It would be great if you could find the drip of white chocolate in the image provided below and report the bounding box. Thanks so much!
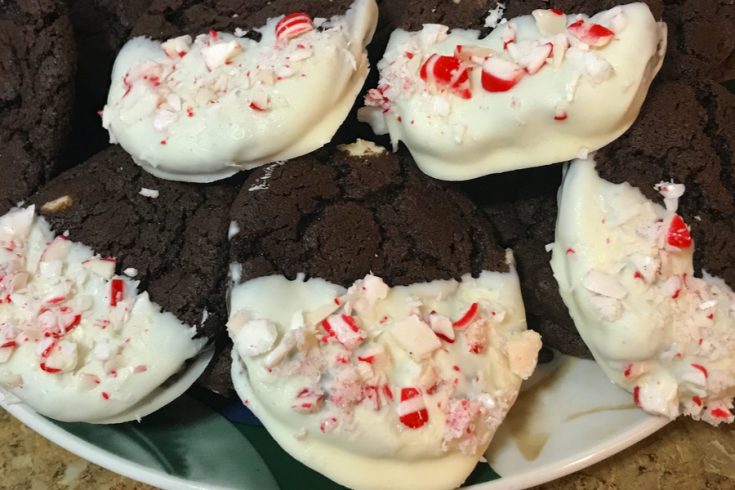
[229,265,540,490]
[359,3,666,181]
[0,207,205,422]
[552,159,735,425]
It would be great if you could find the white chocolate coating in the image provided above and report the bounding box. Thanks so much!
[229,266,540,490]
[359,3,666,180]
[551,159,735,425]
[102,0,378,182]
[0,207,206,422]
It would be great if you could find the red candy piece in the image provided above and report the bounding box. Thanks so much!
[691,363,709,378]
[633,386,641,406]
[481,57,524,92]
[398,387,429,429]
[666,214,692,249]
[453,302,479,328]
[712,408,732,419]
[321,314,365,349]
[419,54,472,99]
[567,19,615,48]
[109,279,125,307]
[275,13,314,46]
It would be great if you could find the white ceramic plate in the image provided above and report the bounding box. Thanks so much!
[1,354,668,489]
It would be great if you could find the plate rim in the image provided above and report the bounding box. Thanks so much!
[3,387,669,490]
[472,413,669,489]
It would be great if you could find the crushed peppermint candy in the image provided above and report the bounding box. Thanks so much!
[228,269,541,481]
[0,206,204,422]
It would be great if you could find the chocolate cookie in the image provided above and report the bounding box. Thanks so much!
[661,0,735,82]
[376,0,663,34]
[230,146,508,287]
[131,0,355,41]
[596,79,735,289]
[200,144,512,394]
[66,0,148,164]
[463,166,592,358]
[0,0,75,214]
[29,146,240,341]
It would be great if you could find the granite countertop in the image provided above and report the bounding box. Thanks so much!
[1,408,734,490]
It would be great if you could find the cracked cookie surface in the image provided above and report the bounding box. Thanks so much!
[28,146,240,340]
[0,0,76,214]
[230,147,508,288]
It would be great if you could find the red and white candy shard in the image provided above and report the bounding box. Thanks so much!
[665,214,692,250]
[481,57,525,93]
[398,387,429,429]
[161,35,192,59]
[275,13,315,47]
[567,19,615,48]
[292,387,324,413]
[82,257,116,280]
[419,54,472,99]
[390,315,441,360]
[520,43,552,75]
[322,314,366,350]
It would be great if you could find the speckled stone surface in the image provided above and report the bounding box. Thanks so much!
[1,408,734,489]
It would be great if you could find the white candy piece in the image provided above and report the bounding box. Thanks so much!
[532,9,567,36]
[583,270,628,299]
[233,318,278,357]
[390,315,442,361]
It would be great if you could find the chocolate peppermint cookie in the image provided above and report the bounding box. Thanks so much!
[226,141,541,489]
[30,146,238,339]
[102,0,378,182]
[0,0,75,214]
[0,146,240,422]
[550,79,735,424]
